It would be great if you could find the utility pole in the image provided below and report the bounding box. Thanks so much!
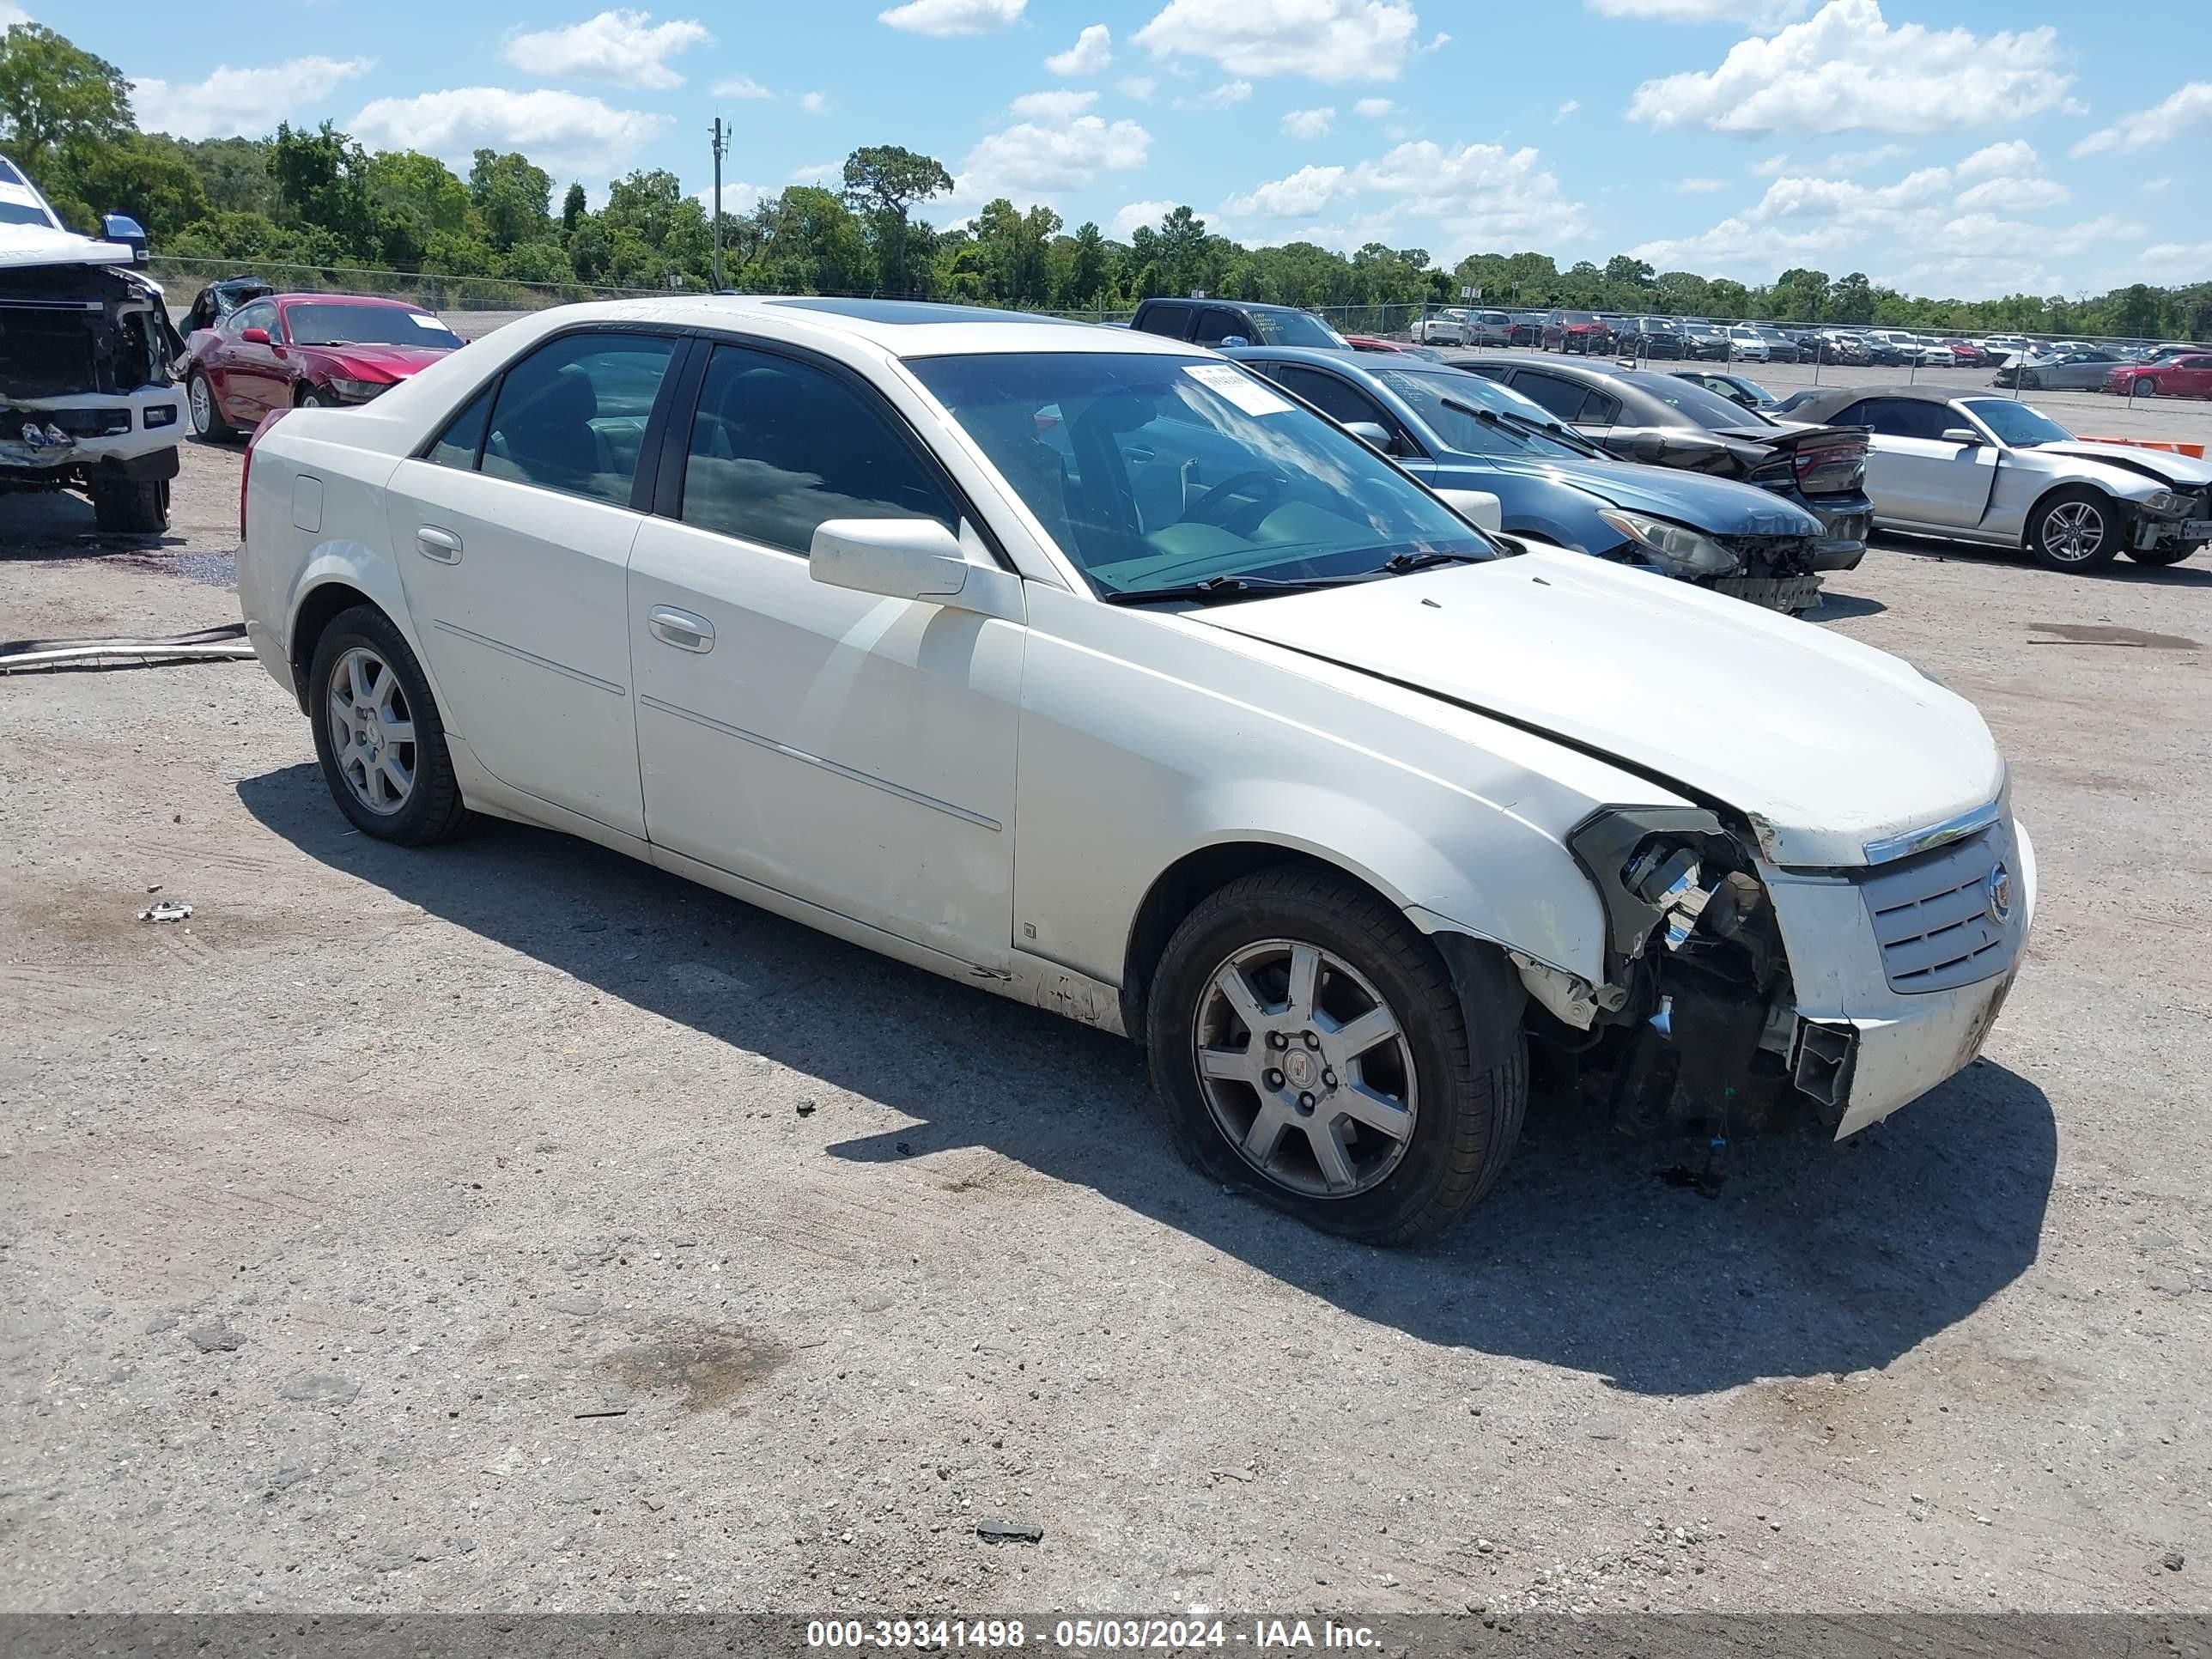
[709,116,728,292]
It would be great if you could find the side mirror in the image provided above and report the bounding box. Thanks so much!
[1940,428,1981,446]
[240,327,271,345]
[810,518,973,604]
[1435,488,1503,532]
[1342,420,1393,454]
[1217,334,1250,348]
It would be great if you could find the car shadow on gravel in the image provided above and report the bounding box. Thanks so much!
[240,763,2057,1398]
[1879,532,2212,586]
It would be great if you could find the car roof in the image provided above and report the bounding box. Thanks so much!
[273,292,433,307]
[1783,383,1969,421]
[479,294,1206,362]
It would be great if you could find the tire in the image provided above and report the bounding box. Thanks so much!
[186,370,234,441]
[89,477,170,534]
[2124,542,2197,567]
[1144,865,1527,1244]
[2027,487,2124,572]
[2136,377,2159,398]
[307,605,475,845]
[301,387,332,408]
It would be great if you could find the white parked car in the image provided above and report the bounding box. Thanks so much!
[237,297,2036,1242]
[1726,325,1771,362]
[1411,307,1470,346]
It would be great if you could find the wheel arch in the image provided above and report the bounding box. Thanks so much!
[285,547,433,717]
[2019,477,2126,551]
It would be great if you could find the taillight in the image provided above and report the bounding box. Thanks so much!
[240,408,292,540]
[1794,440,1865,494]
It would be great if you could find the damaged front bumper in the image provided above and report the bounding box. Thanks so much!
[1,389,183,481]
[2,250,183,491]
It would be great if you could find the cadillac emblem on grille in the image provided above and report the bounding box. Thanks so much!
[1985,861,2014,925]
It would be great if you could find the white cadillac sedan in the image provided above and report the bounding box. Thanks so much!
[238,297,2035,1243]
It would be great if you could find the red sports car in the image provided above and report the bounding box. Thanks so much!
[182,293,464,440]
[2106,352,2212,398]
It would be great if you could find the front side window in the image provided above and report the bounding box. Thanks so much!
[1194,308,1251,346]
[230,301,276,337]
[909,350,1494,600]
[1266,365,1390,430]
[480,331,677,506]
[1856,398,1955,441]
[680,344,957,555]
[1506,371,1594,422]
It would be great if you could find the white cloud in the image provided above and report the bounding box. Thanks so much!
[1753,152,1788,175]
[1955,139,2036,179]
[1133,0,1420,82]
[0,2,28,21]
[1554,100,1580,122]
[695,180,763,215]
[1627,0,2076,135]
[957,113,1152,202]
[2142,177,2172,195]
[501,10,710,90]
[1224,163,1349,218]
[1676,177,1726,193]
[350,87,666,176]
[1012,88,1099,120]
[878,0,1024,33]
[1282,106,1335,138]
[1817,142,1907,173]
[787,160,842,185]
[1111,198,1177,238]
[2140,240,2212,277]
[798,91,828,114]
[1046,23,1113,76]
[1585,0,1809,24]
[132,58,373,141]
[1353,96,1395,118]
[1954,174,2068,212]
[714,75,773,100]
[1118,75,1158,99]
[2073,82,2212,156]
[1176,79,1252,110]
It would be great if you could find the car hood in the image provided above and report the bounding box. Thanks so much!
[0,223,136,269]
[1193,547,2002,869]
[2029,441,2212,487]
[297,343,455,380]
[1437,451,1824,532]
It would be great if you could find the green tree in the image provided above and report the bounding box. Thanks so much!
[271,121,376,255]
[53,132,209,235]
[561,181,586,238]
[468,148,552,251]
[0,23,130,176]
[839,144,954,295]
[1068,221,1109,307]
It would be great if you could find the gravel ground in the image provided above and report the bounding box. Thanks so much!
[2,436,2209,1618]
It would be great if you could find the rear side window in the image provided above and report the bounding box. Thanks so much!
[679,343,956,556]
[1578,391,1621,428]
[1856,398,1956,441]
[1194,308,1251,346]
[480,331,677,507]
[1134,303,1194,339]
[1267,365,1388,429]
[1510,371,1595,422]
[425,386,492,471]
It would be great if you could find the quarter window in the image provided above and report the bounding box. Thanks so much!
[1510,372,1597,422]
[479,331,676,507]
[425,386,492,471]
[679,343,957,556]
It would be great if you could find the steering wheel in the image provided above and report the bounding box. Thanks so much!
[1186,469,1291,527]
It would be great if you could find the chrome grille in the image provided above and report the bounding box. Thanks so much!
[1855,821,2019,994]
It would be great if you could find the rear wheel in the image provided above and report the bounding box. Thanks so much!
[1145,866,1526,1244]
[88,477,170,534]
[2027,487,2124,572]
[186,370,234,441]
[307,605,475,844]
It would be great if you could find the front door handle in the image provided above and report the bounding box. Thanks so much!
[647,605,714,653]
[416,526,462,563]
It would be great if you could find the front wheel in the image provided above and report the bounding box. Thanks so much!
[1145,866,1526,1244]
[300,387,333,409]
[89,477,170,534]
[2028,487,2124,572]
[307,605,475,844]
[2136,377,2160,398]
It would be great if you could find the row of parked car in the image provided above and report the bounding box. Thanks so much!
[1407,306,2209,386]
[1127,295,2211,596]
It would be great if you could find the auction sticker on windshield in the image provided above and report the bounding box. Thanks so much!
[1184,362,1293,418]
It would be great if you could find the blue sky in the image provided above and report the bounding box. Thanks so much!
[40,0,2212,296]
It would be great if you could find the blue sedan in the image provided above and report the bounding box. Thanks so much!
[1224,345,1833,614]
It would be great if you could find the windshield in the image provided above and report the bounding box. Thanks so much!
[1961,398,2071,447]
[283,303,463,349]
[1248,309,1347,349]
[1620,371,1774,428]
[1373,366,1595,459]
[909,351,1497,600]
[0,198,56,227]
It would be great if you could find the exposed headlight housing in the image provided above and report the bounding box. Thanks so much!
[1595,507,1743,577]
[2140,489,2189,517]
[1567,806,1731,972]
[325,376,390,404]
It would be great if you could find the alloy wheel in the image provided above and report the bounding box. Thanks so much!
[326,646,416,814]
[2040,500,2107,564]
[1193,939,1418,1199]
[188,376,213,434]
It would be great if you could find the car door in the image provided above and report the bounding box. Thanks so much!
[381,327,682,839]
[1844,397,1996,528]
[2173,355,2212,395]
[625,340,1023,970]
[220,300,285,422]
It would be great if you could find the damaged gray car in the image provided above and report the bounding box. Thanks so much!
[1,158,185,533]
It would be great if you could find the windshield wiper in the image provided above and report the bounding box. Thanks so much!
[1373,549,1487,574]
[1443,397,1592,453]
[1100,573,1377,606]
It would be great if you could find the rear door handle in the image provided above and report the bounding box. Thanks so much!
[648,605,714,653]
[416,526,462,563]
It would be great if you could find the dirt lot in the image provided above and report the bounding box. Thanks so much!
[3,434,2209,1619]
